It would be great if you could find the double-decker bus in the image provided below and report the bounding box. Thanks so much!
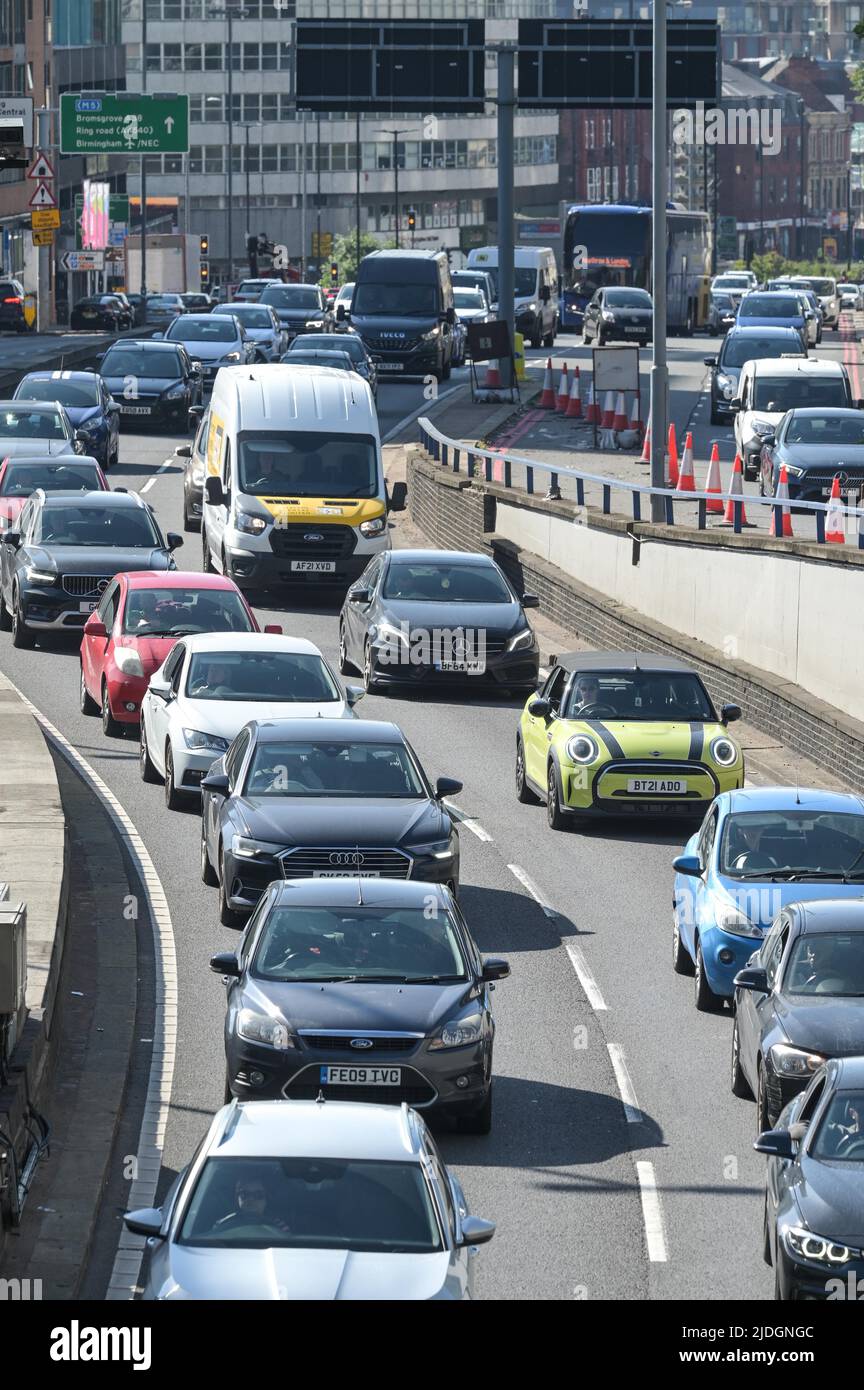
[561,202,712,335]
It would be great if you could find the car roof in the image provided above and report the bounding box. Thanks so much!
[35,488,146,509]
[552,650,695,675]
[213,364,374,427]
[0,399,67,413]
[832,1056,864,1088]
[724,787,864,815]
[749,359,845,377]
[269,878,453,910]
[178,631,321,654]
[2,455,101,470]
[783,407,863,418]
[212,1099,423,1162]
[18,370,99,384]
[123,570,243,592]
[387,548,496,567]
[725,325,802,337]
[173,314,232,327]
[253,717,402,743]
[104,338,178,350]
[791,900,864,934]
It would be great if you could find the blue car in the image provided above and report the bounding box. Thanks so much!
[735,290,808,346]
[13,369,120,471]
[672,787,864,1011]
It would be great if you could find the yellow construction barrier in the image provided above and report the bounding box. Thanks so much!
[513,331,526,380]
[23,293,37,329]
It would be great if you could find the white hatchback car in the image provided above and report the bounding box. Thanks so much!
[139,632,362,808]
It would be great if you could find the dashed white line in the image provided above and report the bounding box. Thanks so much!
[443,800,493,842]
[636,1162,669,1262]
[140,457,175,494]
[564,940,608,1011]
[606,1043,644,1123]
[507,862,558,917]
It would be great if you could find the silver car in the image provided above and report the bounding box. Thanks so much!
[146,292,186,328]
[124,1099,495,1300]
[210,303,286,362]
[161,313,254,388]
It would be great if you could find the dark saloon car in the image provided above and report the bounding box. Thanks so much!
[211,877,509,1132]
[200,718,462,929]
[758,1056,864,1301]
[13,370,120,471]
[284,330,377,399]
[707,291,738,336]
[732,900,864,1133]
[705,325,807,426]
[98,340,203,430]
[0,489,181,647]
[0,277,29,332]
[258,282,333,342]
[759,407,864,503]
[70,295,126,332]
[339,549,540,693]
[582,286,653,346]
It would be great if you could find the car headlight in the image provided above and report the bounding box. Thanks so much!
[422,326,441,341]
[769,1043,826,1078]
[234,510,267,535]
[164,383,188,400]
[305,319,324,329]
[750,419,776,437]
[113,646,144,678]
[23,565,56,584]
[236,1007,295,1051]
[223,351,242,362]
[359,515,386,538]
[712,897,761,938]
[782,1227,860,1267]
[784,464,805,477]
[231,835,284,858]
[710,736,739,767]
[182,728,230,752]
[716,372,734,392]
[429,1012,483,1050]
[566,734,599,764]
[411,839,453,861]
[506,625,536,653]
[375,619,410,646]
[601,309,616,322]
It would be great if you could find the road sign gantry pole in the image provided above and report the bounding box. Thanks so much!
[650,2,669,522]
[36,107,52,332]
[495,44,516,391]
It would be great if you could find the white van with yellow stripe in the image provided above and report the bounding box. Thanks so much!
[201,363,395,591]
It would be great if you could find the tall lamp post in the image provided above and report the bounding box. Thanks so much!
[382,128,414,246]
[209,4,248,287]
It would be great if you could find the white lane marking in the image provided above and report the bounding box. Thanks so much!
[140,456,174,494]
[507,862,558,918]
[564,940,608,1011]
[443,800,492,842]
[3,680,178,1301]
[606,1043,644,1124]
[636,1161,669,1262]
[381,382,464,443]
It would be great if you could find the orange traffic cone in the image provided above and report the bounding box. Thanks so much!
[640,408,652,463]
[769,465,794,538]
[667,422,680,488]
[484,359,501,389]
[704,443,724,514]
[613,391,628,431]
[676,431,696,492]
[826,475,846,544]
[586,380,600,425]
[556,363,569,412]
[565,366,582,418]
[724,453,748,525]
[539,358,555,409]
[601,390,616,430]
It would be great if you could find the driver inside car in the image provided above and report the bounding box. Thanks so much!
[572,675,601,714]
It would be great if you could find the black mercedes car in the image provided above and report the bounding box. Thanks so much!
[210,877,509,1132]
[200,718,462,929]
[339,549,540,693]
[0,489,181,647]
[98,340,203,430]
[732,900,864,1133]
[258,282,333,343]
[758,407,864,503]
[758,1055,864,1301]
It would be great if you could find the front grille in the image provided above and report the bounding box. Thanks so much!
[61,575,112,597]
[269,523,356,560]
[793,470,864,489]
[365,335,420,353]
[279,847,412,879]
[298,1033,421,1053]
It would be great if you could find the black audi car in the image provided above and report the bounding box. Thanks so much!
[758,1055,864,1301]
[0,489,181,647]
[200,718,462,929]
[98,340,203,430]
[732,900,864,1133]
[211,877,509,1132]
[339,549,540,693]
[258,282,333,343]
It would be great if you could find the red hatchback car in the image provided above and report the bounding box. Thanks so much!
[79,570,281,735]
[0,455,108,529]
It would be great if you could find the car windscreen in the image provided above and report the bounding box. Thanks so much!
[237,431,378,499]
[0,463,101,496]
[243,739,424,798]
[167,318,236,342]
[261,286,320,309]
[149,296,181,307]
[34,503,160,548]
[739,296,801,318]
[16,379,99,408]
[253,905,467,983]
[186,651,339,703]
[562,670,713,720]
[353,281,438,315]
[718,810,864,879]
[177,1156,443,1253]
[216,306,270,327]
[713,277,750,291]
[752,378,848,411]
[721,336,803,368]
[0,408,67,439]
[802,278,835,297]
[101,347,183,377]
[123,587,253,637]
[454,289,485,309]
[711,294,734,308]
[299,334,364,361]
[785,415,864,445]
[382,561,512,603]
[812,1090,864,1161]
[783,933,864,997]
[283,353,351,370]
[605,289,652,308]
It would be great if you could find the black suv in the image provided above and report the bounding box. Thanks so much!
[0,278,29,333]
[0,489,181,647]
[258,282,333,342]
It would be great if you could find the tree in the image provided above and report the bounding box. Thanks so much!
[750,250,784,284]
[317,232,397,288]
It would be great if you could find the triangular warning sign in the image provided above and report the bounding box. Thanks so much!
[28,181,57,209]
[26,151,55,181]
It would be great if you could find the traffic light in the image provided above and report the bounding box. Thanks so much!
[330,262,339,285]
[199,233,209,257]
[200,260,210,288]
[407,208,416,232]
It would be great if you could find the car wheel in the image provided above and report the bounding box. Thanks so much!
[694,938,722,1012]
[763,1193,773,1267]
[515,736,540,804]
[543,322,556,349]
[731,1014,754,1098]
[338,622,355,676]
[458,1084,493,1136]
[139,719,159,783]
[0,585,12,631]
[183,505,199,533]
[709,403,722,426]
[101,682,122,737]
[546,760,568,831]
[757,1066,774,1134]
[224,1068,234,1104]
[672,912,694,975]
[11,588,33,649]
[201,825,218,886]
[363,641,378,693]
[530,327,542,349]
[164,744,184,811]
[441,356,452,381]
[202,530,216,572]
[79,663,98,716]
[218,851,246,930]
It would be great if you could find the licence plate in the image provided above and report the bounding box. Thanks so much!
[823,485,859,498]
[623,327,645,334]
[627,777,687,794]
[312,869,380,878]
[120,405,151,415]
[377,362,405,371]
[290,560,335,573]
[435,660,486,674]
[79,601,98,614]
[320,1065,401,1086]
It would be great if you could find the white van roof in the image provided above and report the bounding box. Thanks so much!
[467,245,556,268]
[212,363,377,433]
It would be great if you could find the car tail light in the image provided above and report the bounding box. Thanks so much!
[3,296,21,304]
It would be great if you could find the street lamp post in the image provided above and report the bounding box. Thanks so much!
[210,4,247,288]
[382,128,414,247]
[649,0,668,521]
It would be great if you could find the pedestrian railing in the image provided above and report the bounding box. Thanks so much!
[417,417,864,549]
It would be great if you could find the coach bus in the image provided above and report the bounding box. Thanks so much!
[561,202,712,335]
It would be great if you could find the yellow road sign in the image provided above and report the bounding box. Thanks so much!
[31,228,54,246]
[31,207,60,230]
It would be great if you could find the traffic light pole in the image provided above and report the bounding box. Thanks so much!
[140,3,148,301]
[650,4,669,523]
[496,45,516,390]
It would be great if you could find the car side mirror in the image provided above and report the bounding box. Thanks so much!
[753,1129,795,1159]
[205,475,225,507]
[481,956,511,982]
[521,594,540,609]
[672,853,702,878]
[1,530,20,548]
[528,697,551,718]
[209,951,240,977]
[734,966,769,995]
[721,703,741,725]
[175,444,192,458]
[166,532,183,551]
[703,356,716,366]
[388,480,407,513]
[336,304,346,321]
[445,306,456,326]
[345,684,365,707]
[148,677,172,702]
[263,623,282,634]
[436,776,463,799]
[151,332,164,340]
[761,433,775,449]
[728,398,741,412]
[200,771,230,796]
[458,1216,496,1248]
[350,586,371,604]
[123,1207,164,1239]
[84,616,107,639]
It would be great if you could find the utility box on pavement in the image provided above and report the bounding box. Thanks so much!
[513,332,525,380]
[0,900,27,1056]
